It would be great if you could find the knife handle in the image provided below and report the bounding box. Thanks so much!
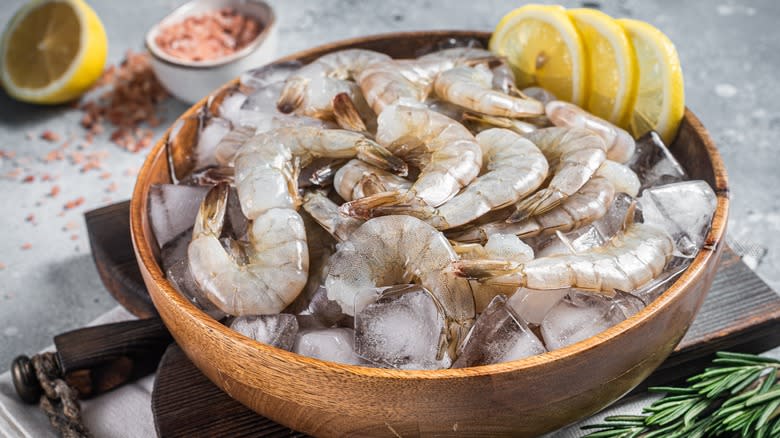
[12,317,172,403]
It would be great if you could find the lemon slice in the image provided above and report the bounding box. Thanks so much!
[617,18,685,144]
[490,4,587,106]
[568,8,637,125]
[1,0,107,104]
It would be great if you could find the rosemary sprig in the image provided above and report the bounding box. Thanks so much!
[582,352,780,438]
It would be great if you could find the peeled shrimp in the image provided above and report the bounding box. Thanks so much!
[344,128,548,230]
[188,183,309,315]
[449,176,616,243]
[333,159,411,202]
[358,47,495,114]
[546,100,636,163]
[302,190,363,242]
[451,222,674,293]
[433,65,544,117]
[325,215,476,348]
[510,127,607,222]
[234,126,406,220]
[276,49,391,116]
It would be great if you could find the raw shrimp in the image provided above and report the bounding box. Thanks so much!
[340,104,483,217]
[344,128,548,230]
[213,114,335,167]
[333,159,411,201]
[510,127,607,222]
[433,65,544,117]
[276,49,391,115]
[188,183,309,315]
[596,159,640,196]
[546,100,636,163]
[449,176,616,243]
[358,47,495,113]
[451,222,674,293]
[325,215,476,349]
[462,112,538,135]
[234,126,406,220]
[302,190,363,242]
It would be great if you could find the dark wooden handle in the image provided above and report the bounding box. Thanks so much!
[54,317,173,398]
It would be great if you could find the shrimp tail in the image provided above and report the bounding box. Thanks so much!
[449,259,523,280]
[340,190,449,229]
[462,112,537,135]
[193,182,229,239]
[508,188,565,222]
[332,92,368,133]
[355,140,409,176]
[276,77,307,113]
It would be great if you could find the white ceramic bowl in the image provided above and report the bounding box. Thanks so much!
[145,0,277,103]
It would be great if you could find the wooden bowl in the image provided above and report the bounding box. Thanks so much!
[130,31,729,437]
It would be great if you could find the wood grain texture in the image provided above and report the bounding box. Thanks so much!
[86,201,158,318]
[149,246,779,438]
[129,31,730,437]
[55,318,172,399]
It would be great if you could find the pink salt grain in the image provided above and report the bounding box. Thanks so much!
[154,8,262,62]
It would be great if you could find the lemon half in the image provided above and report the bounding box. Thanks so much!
[490,4,587,106]
[568,8,637,125]
[617,18,685,144]
[1,0,107,104]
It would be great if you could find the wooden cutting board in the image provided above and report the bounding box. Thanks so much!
[85,202,780,437]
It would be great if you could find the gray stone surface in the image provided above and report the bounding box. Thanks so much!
[0,0,778,375]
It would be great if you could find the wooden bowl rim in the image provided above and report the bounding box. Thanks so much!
[131,30,729,380]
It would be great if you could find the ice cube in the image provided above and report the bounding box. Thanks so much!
[354,285,451,370]
[532,193,638,258]
[452,295,546,368]
[214,89,248,124]
[484,234,534,262]
[160,227,192,272]
[301,286,351,328]
[195,117,231,169]
[540,291,644,350]
[628,131,688,191]
[506,287,569,325]
[639,181,717,258]
[534,226,606,258]
[242,81,285,114]
[293,328,365,365]
[166,259,226,320]
[149,184,209,247]
[239,61,302,92]
[592,192,638,239]
[230,314,299,351]
[629,256,691,304]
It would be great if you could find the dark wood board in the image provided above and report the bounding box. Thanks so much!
[86,201,158,318]
[84,202,780,437]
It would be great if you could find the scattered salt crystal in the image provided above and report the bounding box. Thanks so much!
[49,185,61,197]
[40,130,60,142]
[64,197,85,210]
[22,175,34,183]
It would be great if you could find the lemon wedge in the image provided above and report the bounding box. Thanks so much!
[568,8,637,125]
[617,18,685,144]
[490,4,587,106]
[1,0,107,104]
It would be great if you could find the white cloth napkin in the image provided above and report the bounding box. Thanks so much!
[1,306,779,438]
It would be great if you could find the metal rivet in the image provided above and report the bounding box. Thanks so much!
[11,355,41,404]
